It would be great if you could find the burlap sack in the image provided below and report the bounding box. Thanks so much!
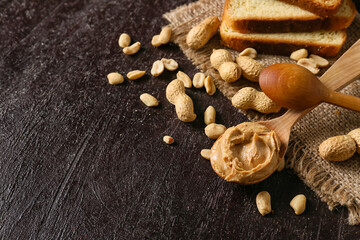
[164,0,360,225]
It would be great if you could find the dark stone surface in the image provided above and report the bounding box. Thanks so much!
[0,0,359,239]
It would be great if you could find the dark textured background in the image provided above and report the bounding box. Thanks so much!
[0,0,360,239]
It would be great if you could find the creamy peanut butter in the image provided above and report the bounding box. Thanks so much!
[210,122,281,184]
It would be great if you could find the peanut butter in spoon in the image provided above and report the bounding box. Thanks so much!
[210,122,281,184]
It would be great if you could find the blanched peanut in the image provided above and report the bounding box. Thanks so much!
[152,26,172,47]
[348,128,360,154]
[218,62,241,83]
[159,26,172,44]
[152,35,162,47]
[161,58,178,71]
[232,87,281,114]
[290,194,306,215]
[176,71,192,88]
[297,58,320,74]
[239,48,257,59]
[140,93,159,107]
[193,72,205,88]
[210,49,233,70]
[200,149,211,160]
[276,157,285,172]
[127,70,146,80]
[204,76,216,95]
[309,54,329,67]
[205,123,226,139]
[290,49,308,61]
[118,33,131,48]
[186,16,220,50]
[107,72,124,85]
[204,106,216,125]
[236,56,264,82]
[166,79,196,122]
[319,135,356,161]
[256,191,272,216]
[123,42,141,55]
[163,135,174,144]
[151,60,164,77]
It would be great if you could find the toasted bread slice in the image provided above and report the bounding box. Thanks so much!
[220,22,347,57]
[223,0,356,33]
[278,0,344,17]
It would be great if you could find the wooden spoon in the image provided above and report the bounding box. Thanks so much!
[259,63,360,112]
[258,39,360,158]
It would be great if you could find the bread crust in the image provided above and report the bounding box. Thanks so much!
[219,23,347,57]
[222,0,356,33]
[277,0,343,17]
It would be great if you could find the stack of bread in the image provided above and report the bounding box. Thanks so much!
[220,0,357,57]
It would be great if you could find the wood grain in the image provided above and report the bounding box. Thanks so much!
[0,0,359,239]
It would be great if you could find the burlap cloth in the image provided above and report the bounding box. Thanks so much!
[163,0,360,225]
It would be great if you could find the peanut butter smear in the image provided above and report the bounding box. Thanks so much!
[210,122,281,185]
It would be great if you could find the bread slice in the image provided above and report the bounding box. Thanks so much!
[220,22,347,57]
[222,0,356,33]
[278,0,343,17]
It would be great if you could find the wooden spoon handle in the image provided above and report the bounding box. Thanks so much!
[324,90,360,112]
[321,39,360,90]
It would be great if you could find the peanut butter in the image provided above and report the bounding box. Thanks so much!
[210,122,281,184]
